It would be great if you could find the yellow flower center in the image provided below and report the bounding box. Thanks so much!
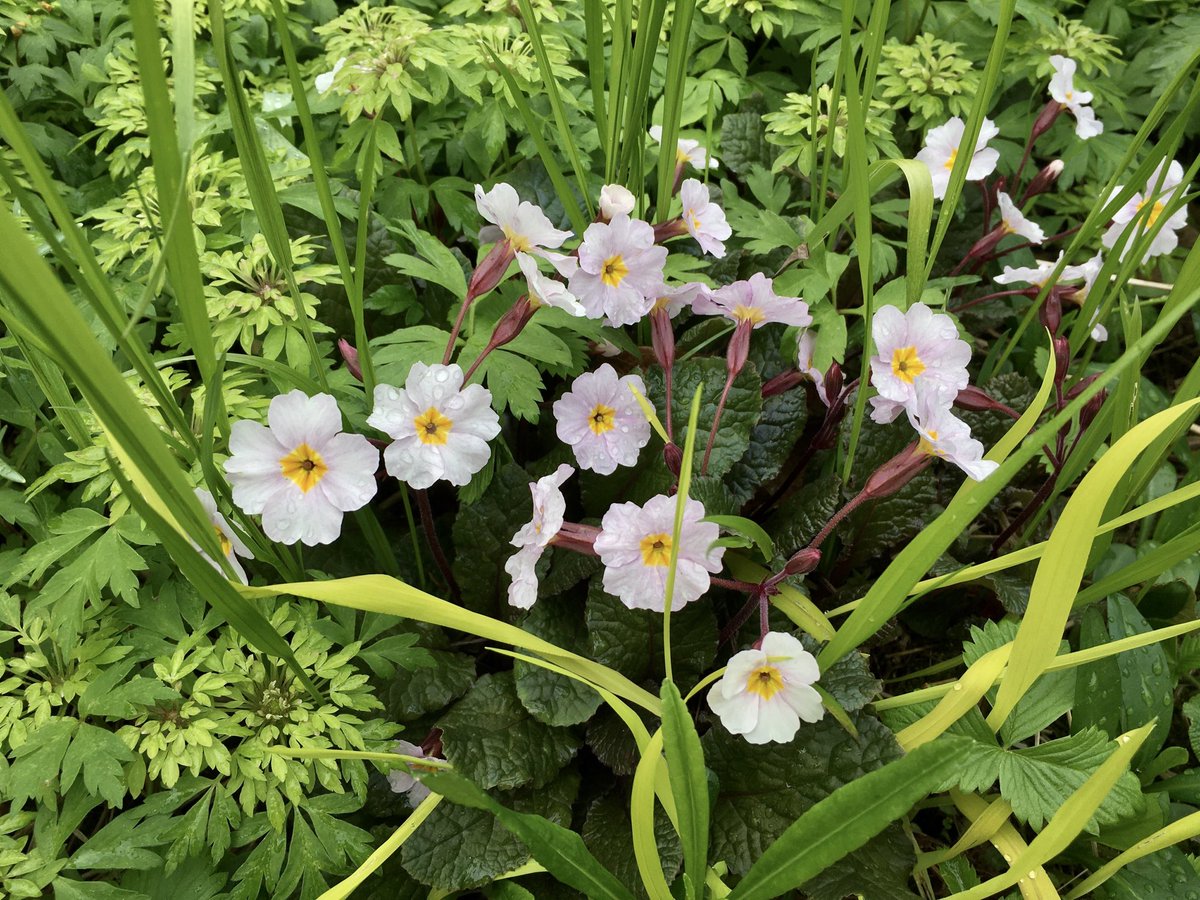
[918,430,944,457]
[502,226,531,253]
[587,403,616,435]
[944,146,958,171]
[746,664,785,700]
[639,532,672,566]
[414,407,453,445]
[1136,198,1166,228]
[652,296,672,313]
[689,211,703,232]
[279,443,329,494]
[732,304,765,324]
[214,524,232,558]
[601,254,629,288]
[675,147,690,165]
[1065,89,1074,101]
[891,346,926,383]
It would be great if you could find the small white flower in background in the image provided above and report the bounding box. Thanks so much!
[654,281,712,318]
[916,116,1001,200]
[1101,159,1189,264]
[868,302,971,423]
[692,272,811,328]
[505,464,573,609]
[595,494,724,612]
[706,631,824,744]
[475,182,573,260]
[679,178,732,258]
[599,184,636,219]
[388,740,433,806]
[993,252,1080,289]
[796,329,830,406]
[1070,253,1109,342]
[194,488,253,584]
[553,364,651,475]
[906,383,999,481]
[996,192,1046,243]
[225,391,379,546]
[593,339,623,358]
[649,125,719,170]
[1048,55,1103,140]
[315,57,346,94]
[368,363,501,490]
[517,254,585,317]
[570,214,668,326]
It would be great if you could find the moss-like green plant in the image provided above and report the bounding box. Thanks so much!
[878,34,981,129]
[1012,13,1119,79]
[763,85,900,175]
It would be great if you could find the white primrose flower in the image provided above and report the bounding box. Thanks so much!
[594,494,724,612]
[517,253,585,316]
[993,252,1084,289]
[868,302,971,423]
[996,192,1046,243]
[569,214,668,326]
[654,281,712,318]
[599,184,636,219]
[505,464,573,609]
[797,329,830,407]
[387,740,434,807]
[1101,160,1189,264]
[225,391,379,546]
[553,364,651,475]
[679,178,732,258]
[916,116,1001,200]
[194,488,254,584]
[692,272,811,328]
[649,125,719,170]
[1070,253,1109,342]
[315,57,346,94]
[706,631,824,744]
[368,363,501,490]
[906,383,999,482]
[1048,55,1103,140]
[475,182,573,260]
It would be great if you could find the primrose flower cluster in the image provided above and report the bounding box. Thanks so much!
[195,126,1017,747]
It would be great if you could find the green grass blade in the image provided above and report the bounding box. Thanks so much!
[660,681,708,900]
[318,794,442,900]
[654,0,697,218]
[170,0,196,154]
[630,729,674,900]
[583,0,608,161]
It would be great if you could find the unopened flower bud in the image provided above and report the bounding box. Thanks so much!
[338,338,363,382]
[1080,389,1107,431]
[466,239,516,301]
[599,184,635,220]
[1023,160,1064,202]
[862,444,932,501]
[823,362,844,406]
[488,297,536,351]
[726,319,753,377]
[783,548,821,577]
[1053,336,1071,385]
[650,306,675,371]
[962,226,1008,267]
[663,442,683,476]
[1040,288,1063,334]
[1065,373,1101,402]
[762,370,805,398]
[954,385,1019,419]
[1030,99,1062,143]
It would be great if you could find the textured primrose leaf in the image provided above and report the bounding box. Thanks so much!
[799,824,920,900]
[647,356,762,480]
[801,637,879,712]
[725,377,808,506]
[440,672,581,791]
[765,473,843,556]
[401,769,577,892]
[719,112,772,175]
[386,649,476,720]
[452,463,533,616]
[582,786,682,899]
[585,578,718,690]
[703,712,902,875]
[514,596,604,727]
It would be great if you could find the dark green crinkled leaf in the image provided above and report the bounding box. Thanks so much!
[725,381,808,506]
[386,649,476,720]
[1097,846,1200,899]
[585,577,718,690]
[645,357,763,480]
[719,112,772,175]
[401,769,577,892]
[586,707,644,776]
[800,824,920,900]
[514,597,604,727]
[801,637,879,712]
[703,712,902,875]
[765,473,843,554]
[1108,594,1175,767]
[440,671,580,791]
[452,463,532,615]
[582,787,682,899]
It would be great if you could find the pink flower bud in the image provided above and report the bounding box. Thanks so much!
[783,548,821,576]
[663,442,683,476]
[1030,99,1062,143]
[599,184,635,221]
[1080,390,1107,431]
[650,306,676,371]
[1024,160,1064,201]
[762,370,805,398]
[862,444,933,501]
[652,218,689,244]
[338,338,363,382]
[954,385,1020,419]
[1041,288,1063,334]
[1053,336,1071,385]
[466,240,516,302]
[726,319,753,377]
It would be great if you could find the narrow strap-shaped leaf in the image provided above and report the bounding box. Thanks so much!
[1064,810,1200,899]
[630,729,674,900]
[729,739,965,900]
[318,793,442,900]
[654,0,697,218]
[660,682,708,900]
[422,770,634,900]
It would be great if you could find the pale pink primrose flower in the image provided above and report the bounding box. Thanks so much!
[225,391,379,546]
[679,178,732,258]
[599,184,636,219]
[570,214,668,326]
[388,740,434,806]
[517,253,585,317]
[1048,55,1103,140]
[649,125,719,170]
[595,494,724,612]
[996,192,1046,243]
[1101,160,1189,264]
[693,272,811,328]
[906,383,999,481]
[706,631,824,744]
[553,364,651,475]
[654,281,712,318]
[993,253,1084,289]
[916,116,1001,200]
[368,363,501,490]
[797,329,830,407]
[505,464,573,609]
[194,488,253,584]
[868,302,971,422]
[475,182,572,259]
